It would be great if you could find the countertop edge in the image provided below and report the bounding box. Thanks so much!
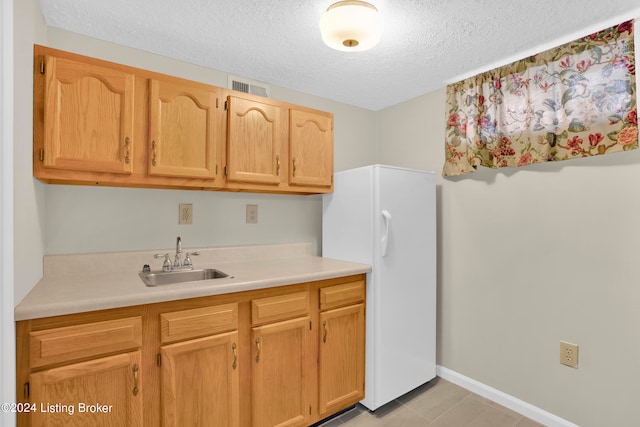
[15,254,371,321]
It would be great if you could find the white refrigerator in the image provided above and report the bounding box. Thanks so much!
[322,164,436,411]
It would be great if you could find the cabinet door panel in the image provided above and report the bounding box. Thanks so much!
[161,332,239,427]
[43,55,134,174]
[227,96,282,185]
[289,109,333,187]
[319,304,365,417]
[149,79,218,179]
[30,351,142,427]
[252,317,311,427]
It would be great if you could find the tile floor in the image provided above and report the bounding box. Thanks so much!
[319,377,545,427]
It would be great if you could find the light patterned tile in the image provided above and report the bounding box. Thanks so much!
[339,403,431,427]
[329,378,546,427]
[469,392,546,426]
[471,394,525,419]
[429,395,520,427]
[398,378,471,421]
[514,417,547,427]
[337,408,386,427]
[319,418,344,426]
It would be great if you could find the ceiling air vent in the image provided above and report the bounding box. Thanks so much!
[228,75,270,98]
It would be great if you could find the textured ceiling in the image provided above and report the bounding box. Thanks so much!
[39,0,640,111]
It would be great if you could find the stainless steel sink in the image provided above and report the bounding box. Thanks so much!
[139,268,229,287]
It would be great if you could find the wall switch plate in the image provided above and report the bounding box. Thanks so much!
[560,341,579,368]
[179,204,193,225]
[246,204,258,224]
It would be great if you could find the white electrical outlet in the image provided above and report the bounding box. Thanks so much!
[179,204,193,225]
[246,204,258,224]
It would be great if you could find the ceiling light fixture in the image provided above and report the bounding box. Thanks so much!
[319,1,381,52]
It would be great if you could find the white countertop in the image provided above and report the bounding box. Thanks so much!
[15,243,371,321]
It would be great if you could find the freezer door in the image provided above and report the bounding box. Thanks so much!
[322,166,374,264]
[370,165,436,408]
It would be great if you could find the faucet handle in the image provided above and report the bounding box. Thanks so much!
[154,254,173,272]
[183,252,200,268]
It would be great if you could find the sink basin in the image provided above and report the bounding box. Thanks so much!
[139,268,229,287]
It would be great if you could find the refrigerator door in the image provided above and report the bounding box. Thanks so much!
[323,165,436,411]
[369,165,436,409]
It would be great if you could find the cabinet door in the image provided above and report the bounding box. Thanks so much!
[289,109,333,188]
[226,95,283,185]
[161,332,239,427]
[318,304,365,417]
[30,351,142,427]
[149,79,219,179]
[43,55,135,174]
[252,317,312,427]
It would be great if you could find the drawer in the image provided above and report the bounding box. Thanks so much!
[251,291,309,325]
[319,280,365,311]
[160,303,238,344]
[30,316,142,368]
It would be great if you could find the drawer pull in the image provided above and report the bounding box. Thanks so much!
[151,140,157,166]
[124,137,131,164]
[132,364,139,396]
[323,320,328,343]
[232,343,238,369]
[255,338,261,363]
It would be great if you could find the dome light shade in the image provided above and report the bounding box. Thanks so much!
[319,1,381,52]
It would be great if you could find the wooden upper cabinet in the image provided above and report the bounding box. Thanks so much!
[42,55,135,174]
[289,109,333,188]
[148,79,219,179]
[33,46,333,193]
[226,95,283,186]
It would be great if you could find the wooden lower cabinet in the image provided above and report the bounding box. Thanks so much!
[161,332,239,427]
[30,351,143,427]
[251,317,312,427]
[318,304,365,417]
[16,274,365,427]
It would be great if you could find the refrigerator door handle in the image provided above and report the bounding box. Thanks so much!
[381,210,392,257]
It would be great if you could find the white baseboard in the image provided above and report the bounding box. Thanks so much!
[436,366,580,427]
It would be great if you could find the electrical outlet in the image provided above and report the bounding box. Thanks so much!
[560,341,579,368]
[179,204,193,225]
[246,204,258,224]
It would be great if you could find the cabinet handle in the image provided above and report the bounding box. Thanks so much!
[255,338,261,363]
[292,158,297,177]
[275,155,280,176]
[322,320,328,343]
[232,343,238,369]
[151,140,157,166]
[124,137,131,164]
[132,364,139,396]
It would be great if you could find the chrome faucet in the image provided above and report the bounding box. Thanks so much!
[152,236,198,272]
[174,236,182,268]
[154,253,173,272]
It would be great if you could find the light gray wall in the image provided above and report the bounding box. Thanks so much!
[13,0,46,305]
[1,0,15,422]
[44,186,324,255]
[375,46,640,425]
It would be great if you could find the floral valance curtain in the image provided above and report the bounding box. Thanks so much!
[443,20,637,177]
